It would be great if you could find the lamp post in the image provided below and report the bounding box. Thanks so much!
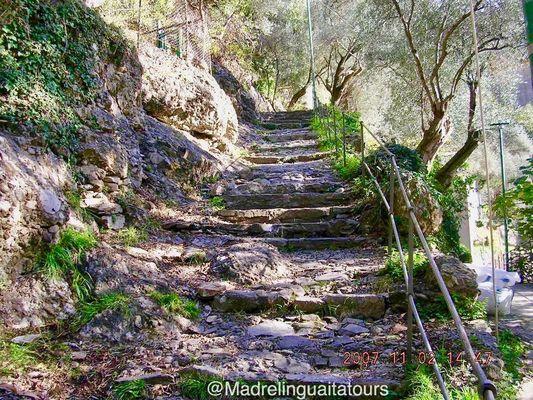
[490,121,511,269]
[306,0,318,110]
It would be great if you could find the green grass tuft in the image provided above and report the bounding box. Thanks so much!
[179,372,223,400]
[117,227,149,247]
[418,293,487,321]
[74,292,131,329]
[113,379,148,400]
[149,291,201,319]
[37,227,98,302]
[333,153,362,181]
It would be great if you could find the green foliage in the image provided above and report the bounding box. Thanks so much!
[382,249,429,280]
[428,169,475,262]
[367,144,426,178]
[499,329,526,380]
[333,153,361,181]
[0,0,128,147]
[179,372,223,400]
[0,341,37,375]
[311,107,361,155]
[494,158,532,281]
[37,228,98,302]
[113,379,148,400]
[209,196,226,211]
[418,293,487,322]
[149,291,201,319]
[74,292,131,329]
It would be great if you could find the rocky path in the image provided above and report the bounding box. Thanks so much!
[155,112,408,396]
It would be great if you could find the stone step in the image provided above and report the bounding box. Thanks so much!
[163,219,358,238]
[224,191,352,210]
[209,288,387,320]
[217,205,354,223]
[228,181,343,195]
[263,131,317,143]
[245,151,332,164]
[261,121,310,130]
[261,110,314,121]
[254,139,318,155]
[263,236,369,250]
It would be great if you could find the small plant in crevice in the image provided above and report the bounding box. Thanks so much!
[65,189,95,223]
[113,379,148,400]
[209,196,226,211]
[149,291,201,320]
[74,292,131,329]
[36,228,98,303]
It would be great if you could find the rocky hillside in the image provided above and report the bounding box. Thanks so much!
[0,0,244,330]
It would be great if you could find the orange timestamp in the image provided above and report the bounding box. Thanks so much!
[343,351,494,368]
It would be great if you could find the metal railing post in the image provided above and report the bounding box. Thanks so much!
[388,166,395,255]
[407,217,414,364]
[342,113,347,166]
[360,121,365,177]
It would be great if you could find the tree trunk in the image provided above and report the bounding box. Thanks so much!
[288,69,311,110]
[435,78,480,187]
[416,112,453,164]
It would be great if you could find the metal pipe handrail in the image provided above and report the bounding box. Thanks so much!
[314,106,496,400]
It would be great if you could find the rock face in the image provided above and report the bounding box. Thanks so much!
[425,255,479,298]
[140,46,238,151]
[394,172,442,235]
[210,242,289,285]
[0,134,70,280]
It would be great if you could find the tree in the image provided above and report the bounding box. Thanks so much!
[373,0,522,164]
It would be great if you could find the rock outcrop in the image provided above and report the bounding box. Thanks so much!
[140,46,238,151]
[424,255,479,298]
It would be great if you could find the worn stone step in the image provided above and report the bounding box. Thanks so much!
[263,236,369,250]
[254,140,318,155]
[245,151,332,164]
[263,131,317,142]
[261,121,310,130]
[228,181,343,195]
[217,205,354,223]
[261,110,314,121]
[224,191,352,210]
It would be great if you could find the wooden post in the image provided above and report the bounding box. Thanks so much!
[407,217,414,364]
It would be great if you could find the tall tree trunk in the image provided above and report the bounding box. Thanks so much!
[435,78,480,187]
[416,103,453,164]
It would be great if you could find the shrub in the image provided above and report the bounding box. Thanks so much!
[209,196,226,211]
[499,329,526,380]
[37,228,98,302]
[333,153,361,181]
[149,291,201,319]
[382,249,429,280]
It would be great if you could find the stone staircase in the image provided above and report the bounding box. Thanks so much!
[168,111,405,396]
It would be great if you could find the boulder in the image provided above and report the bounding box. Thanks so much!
[247,320,295,337]
[394,172,442,235]
[424,255,478,298]
[140,47,238,151]
[323,294,386,320]
[210,242,289,285]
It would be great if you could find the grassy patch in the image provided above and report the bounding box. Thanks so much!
[0,341,37,376]
[499,329,526,380]
[65,189,95,222]
[209,196,226,211]
[113,379,148,400]
[179,372,223,400]
[184,250,209,265]
[37,228,98,302]
[149,291,201,319]
[117,227,149,247]
[418,294,487,322]
[74,292,131,329]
